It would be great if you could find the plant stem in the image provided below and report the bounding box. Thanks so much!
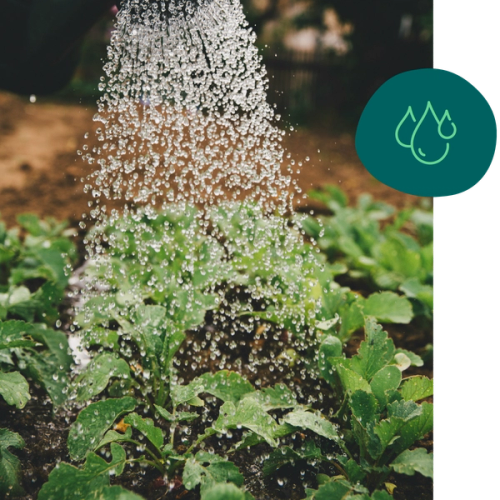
[124,439,164,471]
[129,458,164,474]
[333,394,349,421]
[185,430,214,455]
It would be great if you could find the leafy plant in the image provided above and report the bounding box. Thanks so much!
[0,214,77,496]
[262,318,432,496]
[45,375,304,498]
[0,214,76,409]
[302,186,433,318]
[0,428,25,498]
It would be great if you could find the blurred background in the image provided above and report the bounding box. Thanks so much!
[67,0,432,127]
[0,0,432,225]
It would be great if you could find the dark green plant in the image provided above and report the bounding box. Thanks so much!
[0,214,77,497]
[302,186,433,318]
[262,317,432,497]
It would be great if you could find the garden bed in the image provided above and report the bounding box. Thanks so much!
[0,187,433,500]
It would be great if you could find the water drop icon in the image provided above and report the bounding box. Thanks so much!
[395,106,416,149]
[395,101,457,165]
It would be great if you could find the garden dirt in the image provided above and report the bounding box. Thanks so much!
[0,92,424,228]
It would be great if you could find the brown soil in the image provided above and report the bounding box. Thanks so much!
[0,91,424,229]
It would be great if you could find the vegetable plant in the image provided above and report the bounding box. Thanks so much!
[0,214,77,497]
[302,186,433,318]
[0,192,433,499]
[261,317,432,497]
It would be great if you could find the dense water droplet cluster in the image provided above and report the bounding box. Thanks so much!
[75,0,322,395]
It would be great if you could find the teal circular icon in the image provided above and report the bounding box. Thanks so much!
[355,69,497,197]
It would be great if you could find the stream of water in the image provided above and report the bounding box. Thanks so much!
[73,0,321,380]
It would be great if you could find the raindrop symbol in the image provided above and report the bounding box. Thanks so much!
[395,106,416,148]
[410,101,453,165]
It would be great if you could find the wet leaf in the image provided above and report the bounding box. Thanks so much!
[399,376,433,402]
[183,455,244,496]
[390,402,433,455]
[38,443,130,500]
[282,409,339,442]
[242,384,297,410]
[263,440,322,476]
[98,427,133,449]
[201,482,250,500]
[75,353,130,402]
[123,413,163,452]
[349,318,395,381]
[22,350,70,406]
[370,366,402,407]
[68,397,136,461]
[0,428,25,497]
[394,349,423,368]
[361,292,413,324]
[318,336,342,386]
[350,390,378,425]
[200,371,255,404]
[213,399,281,447]
[391,448,433,479]
[0,372,30,409]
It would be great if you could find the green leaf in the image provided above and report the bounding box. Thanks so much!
[306,480,352,500]
[370,366,402,408]
[30,325,73,371]
[339,458,366,484]
[282,409,339,442]
[38,443,129,500]
[263,440,322,476]
[34,247,69,287]
[123,413,163,452]
[350,390,378,425]
[375,237,421,279]
[334,363,372,394]
[171,378,206,407]
[8,287,31,305]
[213,399,281,447]
[155,405,199,423]
[0,320,37,349]
[399,376,433,402]
[391,448,433,479]
[18,348,70,406]
[338,302,365,341]
[200,371,255,404]
[242,384,297,410]
[387,400,422,421]
[372,492,393,500]
[362,292,413,324]
[68,397,136,461]
[166,330,186,367]
[391,402,433,455]
[0,372,30,409]
[95,485,146,499]
[183,456,205,490]
[318,336,342,386]
[97,427,133,449]
[400,278,433,309]
[16,214,44,236]
[350,318,395,381]
[75,353,130,402]
[0,428,25,497]
[183,455,244,496]
[201,483,248,500]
